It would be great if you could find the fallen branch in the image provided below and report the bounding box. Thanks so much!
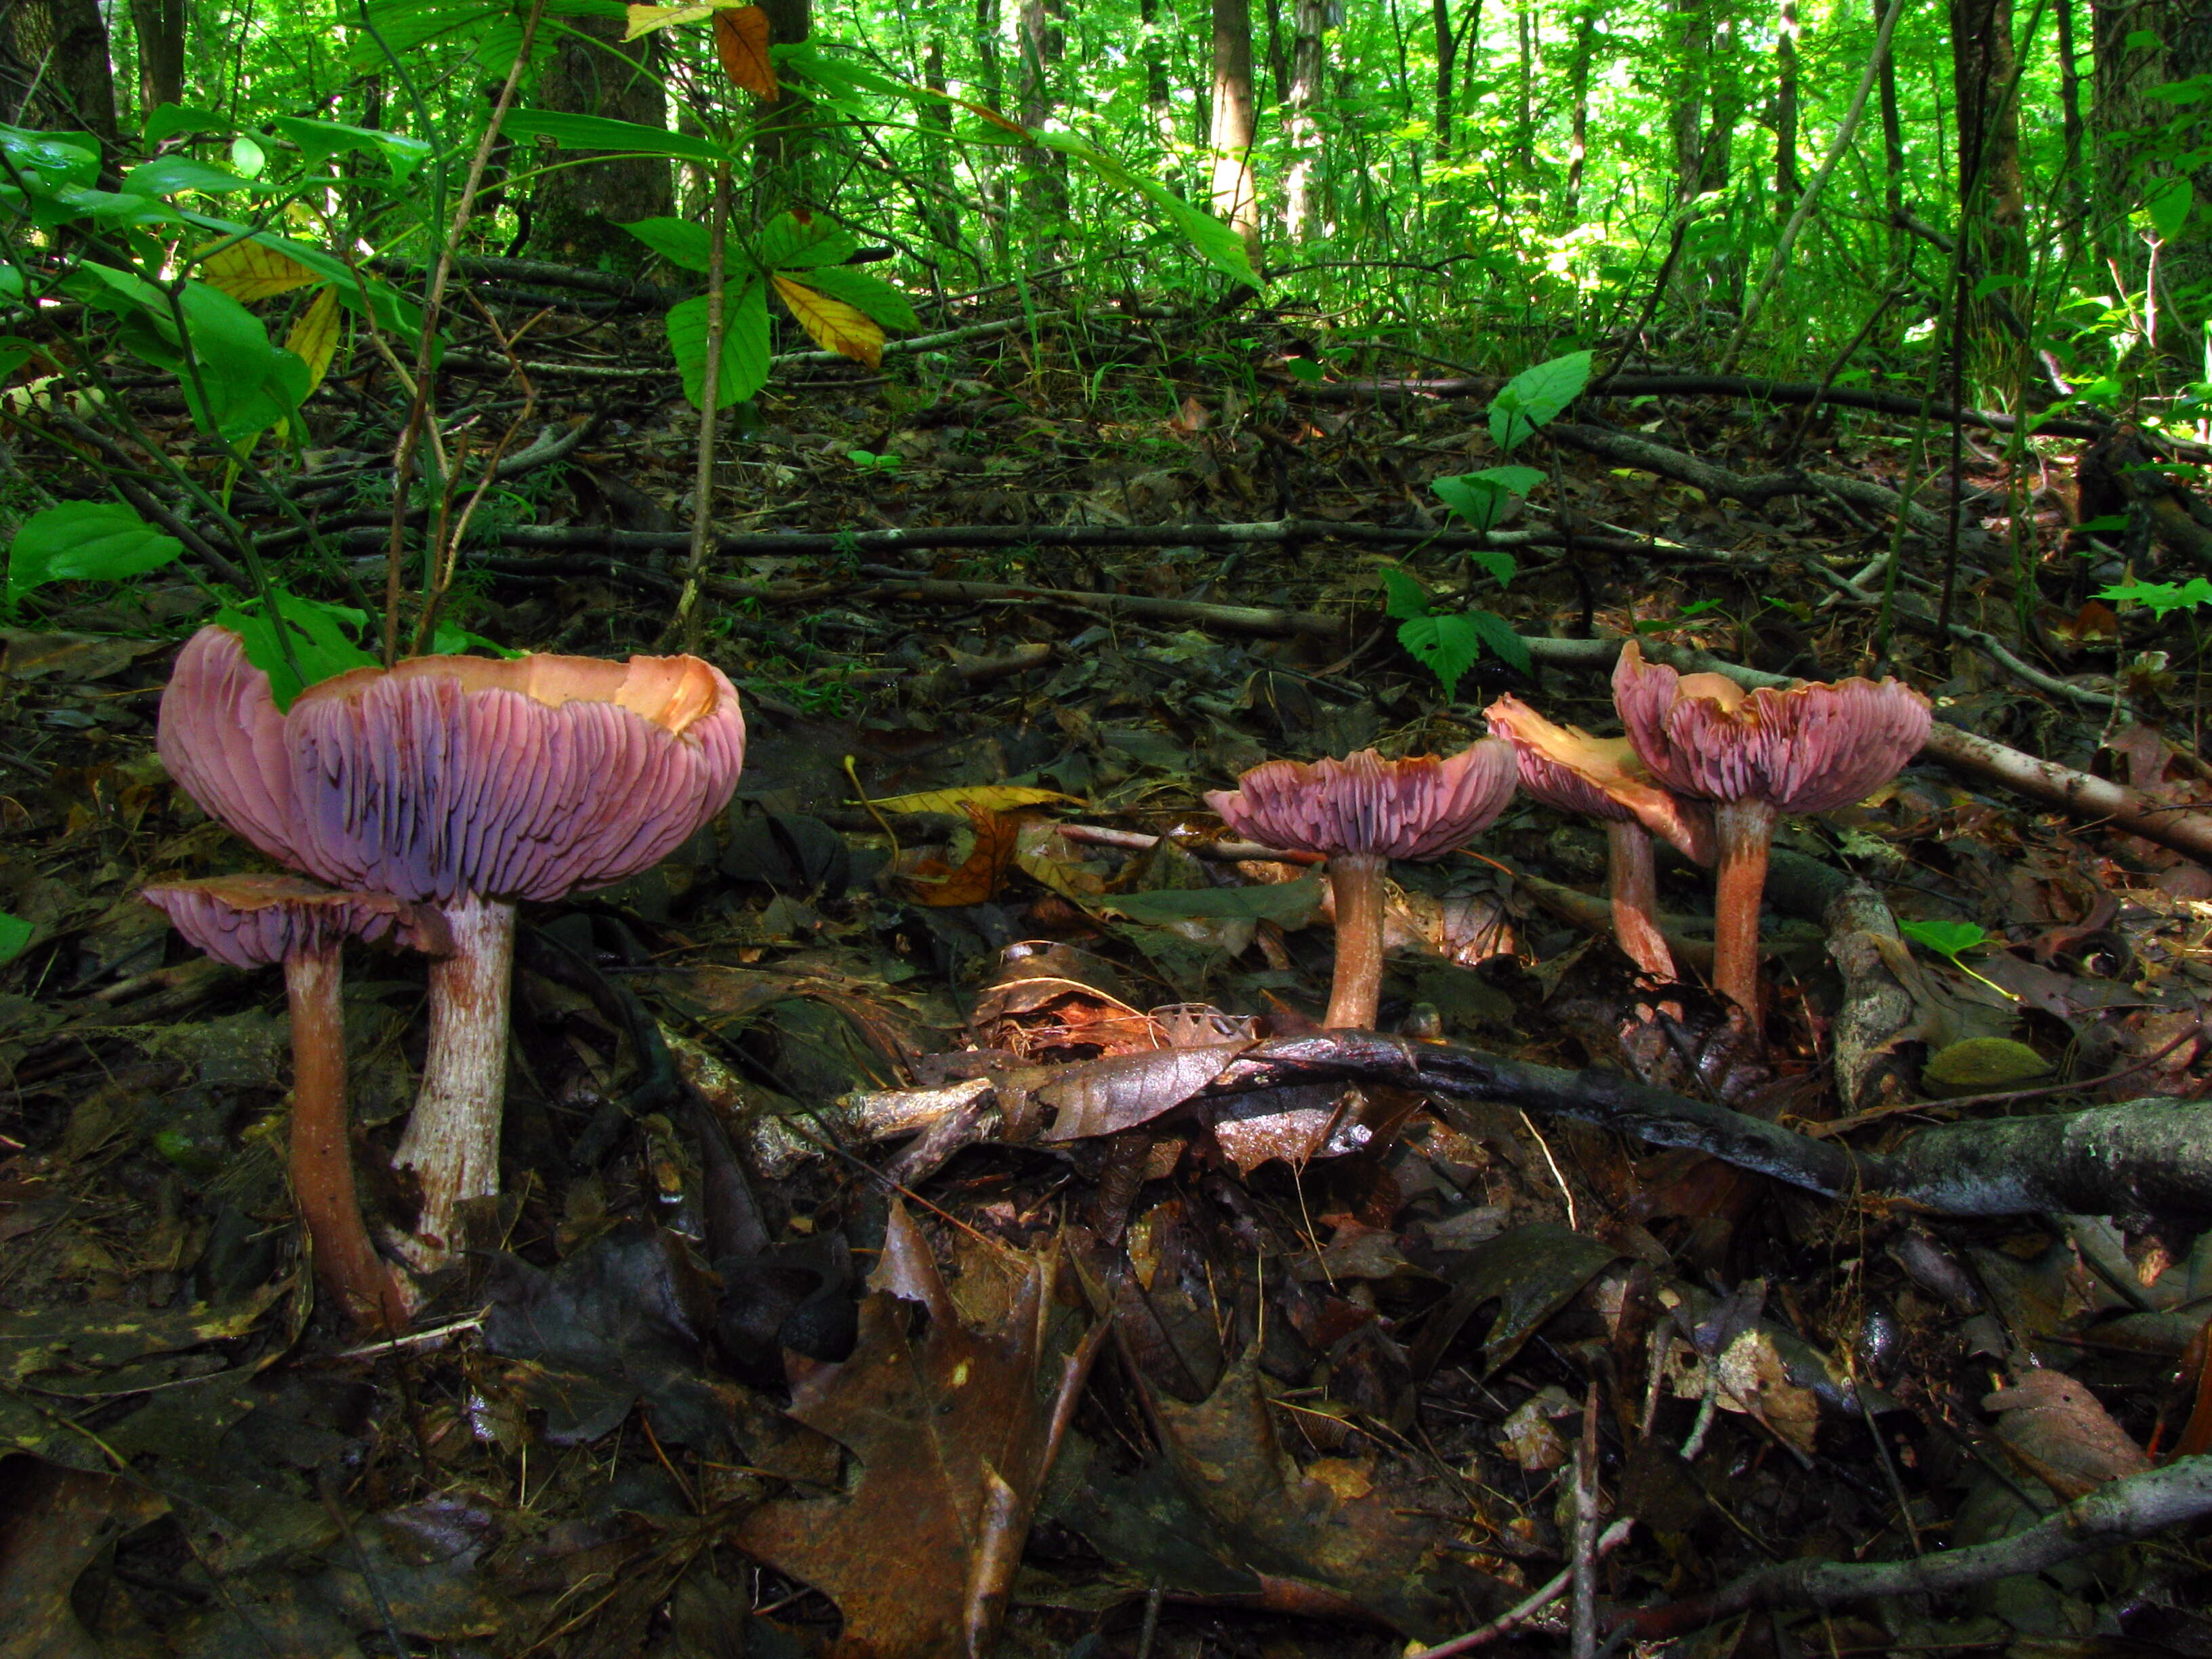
[1614,1454,2212,1640]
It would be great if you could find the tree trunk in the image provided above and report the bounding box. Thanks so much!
[531,15,672,270]
[1018,0,1069,239]
[1432,0,1456,161]
[1878,0,1903,273]
[1564,3,1594,214]
[2053,0,2088,250]
[1210,0,1261,262]
[1140,0,1177,155]
[1282,0,1324,239]
[1668,0,1711,203]
[1774,0,1801,211]
[1514,0,1534,178]
[2093,1,2212,288]
[754,0,815,184]
[920,36,962,253]
[1261,0,1288,108]
[976,0,1010,260]
[1949,0,2028,353]
[127,0,184,115]
[0,0,119,150]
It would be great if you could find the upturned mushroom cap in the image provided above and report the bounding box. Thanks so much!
[1612,641,1931,815]
[142,874,451,970]
[1485,693,1715,864]
[158,628,748,904]
[1204,741,1519,860]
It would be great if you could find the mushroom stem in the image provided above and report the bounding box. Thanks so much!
[1604,818,1676,981]
[395,891,517,1266]
[1324,851,1389,1030]
[283,946,409,1332]
[1711,796,1780,1029]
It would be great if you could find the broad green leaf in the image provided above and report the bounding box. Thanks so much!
[667,279,770,410]
[1491,349,1594,452]
[2098,577,2212,617]
[1898,918,1990,960]
[180,214,426,338]
[1104,872,1324,924]
[0,125,100,190]
[213,590,378,709]
[268,115,433,182]
[504,109,728,165]
[0,909,30,964]
[1432,466,1542,535]
[1397,613,1483,698]
[622,216,715,272]
[7,501,184,607]
[1466,607,1532,676]
[1379,567,1431,620]
[122,155,254,196]
[2148,178,2194,240]
[1468,548,1517,586]
[758,211,860,269]
[157,281,311,441]
[230,135,267,177]
[144,104,226,143]
[787,264,916,330]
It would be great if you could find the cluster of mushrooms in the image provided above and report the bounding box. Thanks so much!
[144,623,1926,1336]
[1212,642,1933,1035]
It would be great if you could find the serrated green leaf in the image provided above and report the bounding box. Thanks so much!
[1379,567,1433,620]
[758,211,859,269]
[7,502,184,607]
[1899,918,1990,960]
[1468,548,1517,586]
[1397,613,1483,697]
[1465,608,1530,676]
[1433,472,1513,532]
[1104,872,1324,924]
[2098,577,2212,617]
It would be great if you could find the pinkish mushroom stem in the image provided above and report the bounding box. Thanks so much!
[1603,819,1675,982]
[283,943,413,1333]
[1323,851,1389,1029]
[392,891,517,1264]
[1711,796,1780,1028]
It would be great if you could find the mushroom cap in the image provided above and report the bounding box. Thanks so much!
[157,628,747,905]
[1612,641,1932,815]
[1204,741,1519,861]
[1484,693,1715,863]
[142,874,451,970]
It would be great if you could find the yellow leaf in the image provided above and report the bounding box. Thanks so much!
[772,274,883,367]
[715,6,777,99]
[283,285,342,396]
[200,239,321,302]
[624,3,715,39]
[863,785,1083,816]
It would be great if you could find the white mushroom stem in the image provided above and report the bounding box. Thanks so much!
[1711,796,1781,1030]
[1604,818,1676,982]
[1324,851,1389,1030]
[394,891,517,1267]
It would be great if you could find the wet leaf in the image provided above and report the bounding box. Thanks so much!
[1033,1040,1252,1142]
[1985,1369,2151,1498]
[897,802,1021,905]
[1408,1223,1623,1379]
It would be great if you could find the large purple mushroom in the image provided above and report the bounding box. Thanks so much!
[158,628,747,1269]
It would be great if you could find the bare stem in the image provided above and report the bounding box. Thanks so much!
[394,891,516,1268]
[1712,796,1780,1029]
[1324,851,1389,1029]
[284,946,409,1332]
[1603,817,1675,980]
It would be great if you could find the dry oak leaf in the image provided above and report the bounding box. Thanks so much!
[735,1203,1103,1659]
[773,274,883,367]
[1984,1368,2152,1498]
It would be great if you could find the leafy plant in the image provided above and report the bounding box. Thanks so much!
[0,909,31,966]
[847,449,905,475]
[2099,577,2212,618]
[1899,918,2020,1002]
[1380,567,1530,699]
[6,502,185,613]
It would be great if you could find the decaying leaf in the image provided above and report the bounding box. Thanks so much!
[199,239,321,300]
[1034,1040,1252,1142]
[871,784,1083,816]
[898,803,1022,905]
[0,1456,168,1659]
[1985,1368,2152,1498]
[737,1204,1103,1659]
[774,274,884,367]
[714,5,777,98]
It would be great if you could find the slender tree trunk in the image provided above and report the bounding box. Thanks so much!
[1210,0,1261,261]
[1668,0,1709,203]
[754,0,815,183]
[1564,3,1593,214]
[129,0,184,113]
[1949,0,2028,355]
[976,0,1010,261]
[1514,0,1534,178]
[1261,0,1288,108]
[2053,0,2089,250]
[1282,0,1325,239]
[1018,0,1069,239]
[1140,0,1177,155]
[1878,0,1904,272]
[1432,0,1457,160]
[531,16,672,269]
[2092,1,2212,285]
[920,36,962,251]
[1774,0,1801,212]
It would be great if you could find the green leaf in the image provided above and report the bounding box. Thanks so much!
[7,502,184,607]
[1284,356,1325,384]
[179,214,426,338]
[1899,918,1990,960]
[1490,349,1594,452]
[667,280,770,411]
[144,104,226,144]
[792,264,918,331]
[267,115,432,182]
[1379,567,1433,620]
[2076,513,2131,533]
[213,590,377,710]
[1465,607,1531,676]
[0,909,31,964]
[1468,548,1517,586]
[157,281,311,441]
[1104,872,1324,924]
[1397,613,1483,697]
[757,211,859,269]
[2148,178,2194,240]
[121,156,254,196]
[2098,577,2212,617]
[622,216,714,272]
[1433,465,1542,535]
[504,110,729,166]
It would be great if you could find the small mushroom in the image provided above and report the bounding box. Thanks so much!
[1485,693,1713,980]
[1612,641,1930,1027]
[1206,743,1518,1029]
[141,874,450,1332]
[158,627,747,1267]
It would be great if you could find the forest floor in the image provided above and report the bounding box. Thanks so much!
[4,277,2212,1659]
